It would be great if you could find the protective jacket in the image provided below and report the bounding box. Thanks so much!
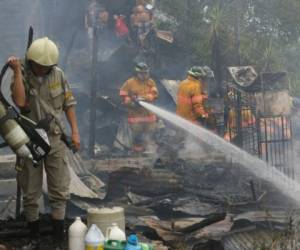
[176,76,207,122]
[224,108,256,141]
[120,77,158,124]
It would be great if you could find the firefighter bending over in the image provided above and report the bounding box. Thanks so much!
[120,62,158,153]
[8,37,80,250]
[176,66,209,125]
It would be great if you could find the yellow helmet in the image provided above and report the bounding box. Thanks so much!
[26,37,59,66]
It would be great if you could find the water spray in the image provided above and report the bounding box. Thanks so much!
[139,101,300,206]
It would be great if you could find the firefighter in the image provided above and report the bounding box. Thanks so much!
[224,90,256,141]
[176,66,209,125]
[120,62,158,153]
[8,37,80,250]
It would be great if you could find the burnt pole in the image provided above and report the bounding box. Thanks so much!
[88,27,99,157]
[234,0,241,65]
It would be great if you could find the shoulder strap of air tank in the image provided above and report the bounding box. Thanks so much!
[30,87,66,134]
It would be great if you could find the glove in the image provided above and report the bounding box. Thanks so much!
[132,95,146,105]
[137,97,146,102]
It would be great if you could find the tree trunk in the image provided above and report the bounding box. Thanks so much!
[212,31,223,96]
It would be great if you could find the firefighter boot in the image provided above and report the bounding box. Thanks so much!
[20,221,40,250]
[52,219,64,250]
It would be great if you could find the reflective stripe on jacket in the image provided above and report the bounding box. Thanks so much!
[120,77,158,124]
[176,76,207,122]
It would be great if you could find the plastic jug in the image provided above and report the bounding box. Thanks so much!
[104,240,126,250]
[125,235,142,250]
[139,243,154,250]
[69,217,88,250]
[105,223,126,241]
[85,224,105,250]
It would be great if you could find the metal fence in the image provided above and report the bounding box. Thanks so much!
[225,70,294,179]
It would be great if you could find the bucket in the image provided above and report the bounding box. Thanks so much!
[87,207,125,233]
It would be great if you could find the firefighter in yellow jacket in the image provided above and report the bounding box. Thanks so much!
[120,62,158,152]
[176,66,209,124]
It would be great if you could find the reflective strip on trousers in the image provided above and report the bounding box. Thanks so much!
[119,90,128,96]
[128,115,156,123]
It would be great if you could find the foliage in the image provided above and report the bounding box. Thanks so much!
[156,0,300,96]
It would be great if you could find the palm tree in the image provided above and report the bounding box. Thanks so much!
[205,2,235,94]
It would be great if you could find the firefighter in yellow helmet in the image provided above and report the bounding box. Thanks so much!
[7,37,79,250]
[176,66,209,125]
[120,62,158,153]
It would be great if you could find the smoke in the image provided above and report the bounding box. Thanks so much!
[0,0,86,66]
[0,0,191,154]
[0,0,94,148]
[178,134,210,161]
[292,110,300,181]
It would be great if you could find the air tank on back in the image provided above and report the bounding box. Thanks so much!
[0,101,32,159]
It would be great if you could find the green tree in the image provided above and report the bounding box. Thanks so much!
[157,0,300,95]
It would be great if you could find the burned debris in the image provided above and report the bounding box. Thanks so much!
[0,0,300,250]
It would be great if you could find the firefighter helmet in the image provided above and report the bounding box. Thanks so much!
[135,62,149,73]
[188,66,206,78]
[26,37,59,66]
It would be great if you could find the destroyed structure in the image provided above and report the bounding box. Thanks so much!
[0,1,300,250]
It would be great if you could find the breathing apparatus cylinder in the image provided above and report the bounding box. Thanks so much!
[0,102,33,159]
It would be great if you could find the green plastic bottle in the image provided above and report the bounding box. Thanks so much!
[104,240,127,250]
[139,243,154,250]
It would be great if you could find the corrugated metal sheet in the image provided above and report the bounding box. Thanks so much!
[234,211,290,225]
[0,198,16,220]
[43,151,104,199]
[223,229,282,250]
[160,80,179,103]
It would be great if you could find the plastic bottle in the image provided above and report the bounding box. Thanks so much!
[68,217,88,250]
[125,235,142,250]
[139,243,154,250]
[85,224,105,250]
[105,223,126,241]
[104,240,126,250]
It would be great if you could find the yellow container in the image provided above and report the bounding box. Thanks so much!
[85,243,104,250]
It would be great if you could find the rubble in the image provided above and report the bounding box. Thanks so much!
[0,150,300,249]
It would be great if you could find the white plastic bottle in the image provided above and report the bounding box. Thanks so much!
[85,224,105,250]
[69,217,88,250]
[106,223,126,241]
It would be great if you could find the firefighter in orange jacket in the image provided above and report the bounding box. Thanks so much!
[176,66,209,124]
[120,62,158,152]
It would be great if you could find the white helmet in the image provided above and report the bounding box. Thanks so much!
[26,37,59,66]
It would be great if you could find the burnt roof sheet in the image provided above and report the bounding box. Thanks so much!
[223,229,275,250]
